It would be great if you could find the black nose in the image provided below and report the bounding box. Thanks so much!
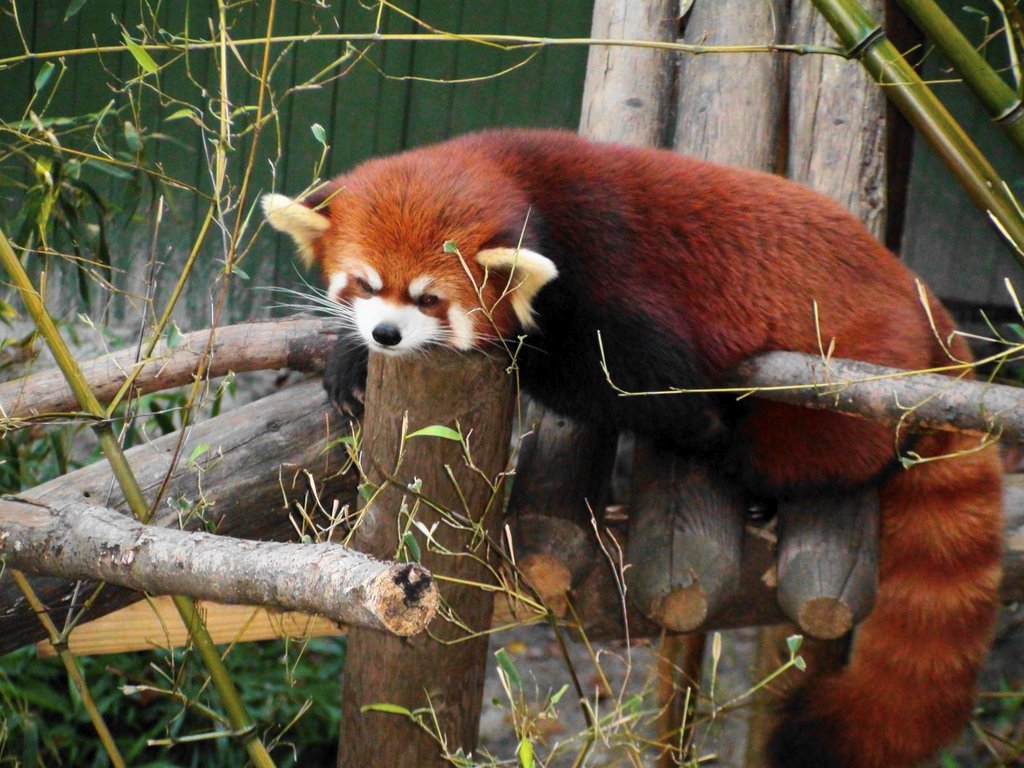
[372,323,402,347]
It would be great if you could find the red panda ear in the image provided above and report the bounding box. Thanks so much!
[261,193,330,269]
[475,247,558,329]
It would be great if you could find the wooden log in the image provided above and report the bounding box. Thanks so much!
[573,481,1024,641]
[579,0,678,146]
[0,317,335,424]
[625,442,746,633]
[506,402,617,615]
[731,352,1024,441]
[0,497,436,636]
[776,490,880,639]
[0,379,356,655]
[337,350,514,768]
[674,0,789,168]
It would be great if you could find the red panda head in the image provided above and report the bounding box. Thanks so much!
[262,151,558,356]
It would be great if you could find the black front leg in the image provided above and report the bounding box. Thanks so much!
[324,337,369,417]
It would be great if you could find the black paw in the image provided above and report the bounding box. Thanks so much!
[324,338,368,418]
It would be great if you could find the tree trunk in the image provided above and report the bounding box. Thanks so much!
[337,350,515,768]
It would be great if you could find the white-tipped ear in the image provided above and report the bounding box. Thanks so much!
[262,193,331,269]
[476,247,558,329]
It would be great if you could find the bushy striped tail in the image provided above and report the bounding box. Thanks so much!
[768,431,1003,768]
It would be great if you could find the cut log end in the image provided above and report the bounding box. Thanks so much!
[796,596,854,640]
[518,553,573,616]
[368,564,439,637]
[651,585,709,634]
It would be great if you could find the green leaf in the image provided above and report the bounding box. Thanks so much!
[785,634,803,655]
[443,240,460,254]
[361,703,412,716]
[230,264,250,280]
[123,120,142,153]
[793,655,807,672]
[166,107,197,122]
[188,443,210,467]
[165,322,183,349]
[65,0,88,20]
[358,482,375,502]
[549,684,568,706]
[406,425,461,442]
[517,738,534,768]
[121,31,159,74]
[311,123,327,145]
[34,62,56,93]
[401,531,421,563]
[494,647,521,687]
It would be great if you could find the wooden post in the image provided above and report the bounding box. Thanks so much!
[506,401,617,615]
[626,441,746,632]
[776,491,879,639]
[337,350,514,768]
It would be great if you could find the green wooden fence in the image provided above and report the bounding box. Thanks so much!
[0,0,594,325]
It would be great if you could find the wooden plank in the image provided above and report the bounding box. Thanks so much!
[35,597,341,657]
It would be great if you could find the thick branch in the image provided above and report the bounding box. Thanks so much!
[731,351,1024,441]
[0,379,356,655]
[0,498,435,636]
[0,317,334,422]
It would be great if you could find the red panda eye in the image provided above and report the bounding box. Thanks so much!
[417,293,440,308]
[356,277,375,294]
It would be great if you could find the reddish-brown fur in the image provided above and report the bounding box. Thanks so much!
[282,130,1004,767]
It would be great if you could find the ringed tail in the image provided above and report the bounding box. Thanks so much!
[769,430,1003,768]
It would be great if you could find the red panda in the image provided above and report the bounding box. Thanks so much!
[263,128,1003,768]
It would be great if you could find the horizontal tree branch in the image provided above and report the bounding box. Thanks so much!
[730,351,1024,440]
[0,316,335,423]
[0,378,356,655]
[0,498,436,636]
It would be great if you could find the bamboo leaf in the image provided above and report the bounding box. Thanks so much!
[121,31,159,74]
[406,425,461,441]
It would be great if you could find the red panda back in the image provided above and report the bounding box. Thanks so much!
[268,129,1004,768]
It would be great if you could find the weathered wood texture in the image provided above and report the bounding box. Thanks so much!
[579,0,679,146]
[788,0,887,236]
[337,351,515,768]
[0,379,355,655]
[506,402,617,615]
[626,444,746,632]
[0,497,435,635]
[675,0,788,168]
[732,351,1024,441]
[777,491,879,639]
[565,475,1024,641]
[0,317,334,423]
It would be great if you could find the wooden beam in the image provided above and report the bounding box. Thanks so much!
[337,350,515,768]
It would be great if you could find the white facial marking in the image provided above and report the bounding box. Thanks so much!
[408,275,433,300]
[447,303,476,350]
[362,267,383,292]
[327,272,348,299]
[353,296,441,355]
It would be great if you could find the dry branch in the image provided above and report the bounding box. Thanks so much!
[0,378,356,655]
[0,497,435,636]
[0,317,335,422]
[731,351,1024,441]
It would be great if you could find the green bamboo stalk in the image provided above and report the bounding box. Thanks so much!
[896,0,1024,154]
[0,228,276,768]
[9,570,127,768]
[812,0,1024,268]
